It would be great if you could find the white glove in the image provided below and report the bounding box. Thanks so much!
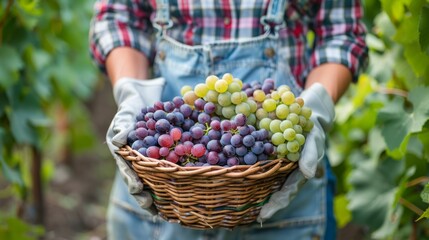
[106,77,165,210]
[257,83,335,222]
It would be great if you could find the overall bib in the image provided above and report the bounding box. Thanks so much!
[107,0,336,239]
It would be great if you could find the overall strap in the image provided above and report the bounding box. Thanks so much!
[154,0,173,32]
[261,0,288,31]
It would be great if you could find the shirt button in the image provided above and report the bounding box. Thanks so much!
[264,48,275,58]
[224,17,231,25]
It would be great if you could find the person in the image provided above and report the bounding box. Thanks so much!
[89,0,368,239]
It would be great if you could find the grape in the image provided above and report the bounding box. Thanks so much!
[258,153,268,161]
[181,85,193,96]
[191,144,206,158]
[166,112,177,124]
[269,119,282,133]
[233,78,243,88]
[183,91,199,105]
[301,107,312,119]
[220,120,232,131]
[247,99,258,113]
[303,120,314,132]
[215,104,223,116]
[158,134,174,148]
[235,102,251,116]
[207,129,221,140]
[194,83,209,97]
[143,136,157,147]
[205,90,219,103]
[127,130,138,145]
[281,91,295,105]
[234,113,246,126]
[275,104,289,120]
[277,143,288,155]
[230,134,243,147]
[244,152,257,165]
[295,97,304,107]
[182,119,194,131]
[163,101,175,112]
[180,104,192,118]
[190,126,204,139]
[262,99,277,112]
[251,141,264,155]
[243,135,255,147]
[174,144,186,156]
[222,73,234,84]
[190,110,200,122]
[153,110,167,121]
[256,108,268,120]
[287,152,300,162]
[131,139,144,150]
[220,132,232,146]
[238,125,251,136]
[159,147,170,157]
[183,141,194,154]
[298,116,307,127]
[240,91,248,102]
[215,79,228,93]
[166,151,180,163]
[259,118,272,131]
[135,127,148,139]
[277,85,291,95]
[172,96,185,108]
[204,102,216,114]
[137,147,147,156]
[218,153,227,166]
[231,92,242,104]
[194,98,206,111]
[155,119,170,133]
[235,146,247,157]
[207,151,220,165]
[283,128,296,141]
[271,132,285,146]
[147,146,160,159]
[207,140,221,152]
[263,142,275,155]
[289,102,301,114]
[198,112,211,124]
[154,101,164,110]
[181,131,192,142]
[199,135,210,145]
[293,125,303,134]
[205,75,218,90]
[222,105,236,119]
[173,112,185,125]
[210,120,221,131]
[280,120,293,132]
[271,91,281,101]
[295,134,305,146]
[227,157,239,166]
[253,90,266,102]
[218,92,232,107]
[286,140,300,153]
[247,114,257,126]
[228,82,241,93]
[223,145,236,157]
[170,128,182,141]
[287,113,300,125]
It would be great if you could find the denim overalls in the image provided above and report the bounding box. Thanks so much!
[107,0,336,239]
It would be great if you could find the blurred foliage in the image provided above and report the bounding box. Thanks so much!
[0,0,98,238]
[331,0,429,238]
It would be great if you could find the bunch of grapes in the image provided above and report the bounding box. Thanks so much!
[127,73,313,167]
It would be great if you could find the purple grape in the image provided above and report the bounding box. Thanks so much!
[238,125,251,136]
[207,129,221,140]
[136,112,145,121]
[136,121,147,128]
[182,119,195,131]
[207,140,222,152]
[199,135,210,145]
[251,141,264,155]
[243,135,255,147]
[204,102,216,114]
[159,147,170,157]
[141,107,148,115]
[131,139,144,150]
[191,110,199,122]
[198,154,207,163]
[127,130,138,144]
[198,112,211,125]
[258,153,268,161]
[207,151,220,165]
[148,129,156,136]
[235,146,247,157]
[263,143,275,155]
[218,153,227,166]
[234,114,246,126]
[146,106,155,113]
[137,147,147,156]
[227,157,239,167]
[244,152,257,165]
[135,127,149,139]
[210,120,221,131]
[153,110,167,120]
[153,101,164,110]
[166,112,177,123]
[143,136,157,147]
[190,126,204,139]
[180,104,192,118]
[146,119,156,130]
[223,145,236,157]
[155,119,170,133]
[251,131,260,141]
[220,120,232,132]
[174,144,186,156]
[194,98,206,111]
[172,96,185,108]
[220,132,232,146]
[181,131,192,142]
[163,101,175,112]
[173,112,185,125]
[144,112,154,121]
[230,134,243,147]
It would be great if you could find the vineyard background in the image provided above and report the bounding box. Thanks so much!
[0,0,428,239]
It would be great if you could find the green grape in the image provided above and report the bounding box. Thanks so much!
[280,120,293,132]
[286,140,300,153]
[247,99,258,113]
[231,92,242,104]
[271,132,286,146]
[205,90,219,103]
[181,85,193,96]
[228,82,241,93]
[271,91,281,101]
[235,102,251,116]
[269,119,282,133]
[295,97,304,107]
[222,73,234,84]
[215,104,223,116]
[277,143,289,155]
[253,90,266,102]
[247,113,257,126]
[289,102,301,114]
[194,83,209,97]
[303,120,314,132]
[240,91,248,102]
[259,118,272,131]
[233,78,243,88]
[287,113,299,125]
[215,79,229,93]
[283,128,296,141]
[222,105,236,119]
[218,92,232,107]
[301,106,312,119]
[262,99,277,112]
[277,85,291,95]
[256,108,268,120]
[183,91,198,105]
[205,75,218,90]
[275,104,289,119]
[268,111,277,120]
[293,124,303,134]
[281,91,295,105]
[298,116,307,127]
[295,134,305,146]
[287,152,300,162]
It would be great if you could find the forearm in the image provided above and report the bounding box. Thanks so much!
[105,47,150,86]
[305,63,352,104]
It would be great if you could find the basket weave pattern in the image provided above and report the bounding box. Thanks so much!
[117,145,298,229]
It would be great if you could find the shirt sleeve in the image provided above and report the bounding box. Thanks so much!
[89,0,155,72]
[309,0,368,81]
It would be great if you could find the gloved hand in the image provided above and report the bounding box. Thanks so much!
[257,82,335,222]
[106,77,165,212]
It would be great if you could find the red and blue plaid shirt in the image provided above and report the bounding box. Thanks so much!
[89,0,368,85]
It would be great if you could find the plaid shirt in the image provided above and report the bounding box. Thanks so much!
[89,0,368,85]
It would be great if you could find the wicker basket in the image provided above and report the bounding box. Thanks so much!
[117,145,298,229]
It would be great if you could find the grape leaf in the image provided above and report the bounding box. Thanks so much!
[0,46,23,88]
[377,86,429,150]
[421,183,429,204]
[419,4,429,55]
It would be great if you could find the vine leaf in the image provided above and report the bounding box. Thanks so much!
[377,86,429,150]
[419,4,429,55]
[421,183,429,204]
